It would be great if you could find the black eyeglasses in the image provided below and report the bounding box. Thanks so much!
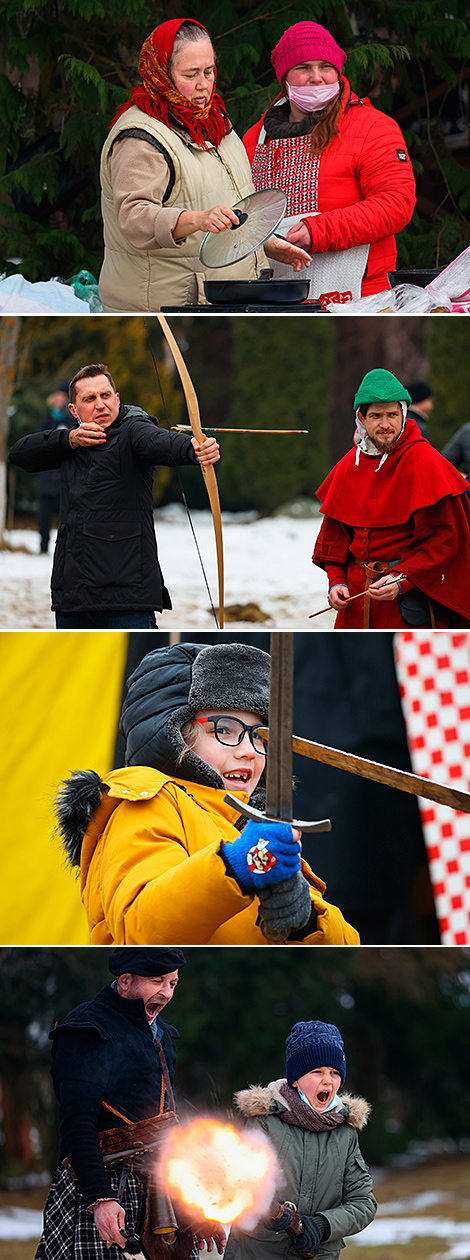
[196,716,267,755]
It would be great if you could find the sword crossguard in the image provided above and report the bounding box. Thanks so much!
[224,793,331,833]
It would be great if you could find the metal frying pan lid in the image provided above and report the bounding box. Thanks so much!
[199,188,287,269]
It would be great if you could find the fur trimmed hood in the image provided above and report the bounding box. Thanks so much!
[234,1080,371,1130]
[56,769,108,869]
[56,641,271,869]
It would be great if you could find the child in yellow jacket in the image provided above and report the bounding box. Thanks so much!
[57,642,360,946]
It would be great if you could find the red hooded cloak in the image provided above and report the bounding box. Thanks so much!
[313,418,470,628]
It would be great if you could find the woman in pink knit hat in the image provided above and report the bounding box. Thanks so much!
[244,21,416,301]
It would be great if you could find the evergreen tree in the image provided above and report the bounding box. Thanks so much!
[220,317,333,512]
[1,948,470,1174]
[1,1,469,281]
[7,315,183,514]
[329,317,429,462]
[426,318,470,448]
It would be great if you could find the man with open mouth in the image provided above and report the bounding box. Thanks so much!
[35,947,226,1260]
[55,641,359,946]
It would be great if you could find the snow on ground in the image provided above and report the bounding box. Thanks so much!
[347,1185,470,1260]
[348,1215,470,1258]
[376,1190,454,1214]
[0,1205,44,1240]
[0,508,335,629]
[1,1201,469,1252]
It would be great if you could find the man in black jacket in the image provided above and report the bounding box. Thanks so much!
[9,364,219,629]
[36,947,225,1259]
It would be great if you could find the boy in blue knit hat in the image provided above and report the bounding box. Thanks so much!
[226,1020,376,1260]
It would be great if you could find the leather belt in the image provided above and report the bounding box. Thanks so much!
[355,559,400,628]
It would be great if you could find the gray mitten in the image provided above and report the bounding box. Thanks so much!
[256,871,312,942]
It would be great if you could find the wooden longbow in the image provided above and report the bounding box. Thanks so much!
[156,314,224,628]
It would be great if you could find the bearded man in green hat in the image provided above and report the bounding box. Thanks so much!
[312,369,470,628]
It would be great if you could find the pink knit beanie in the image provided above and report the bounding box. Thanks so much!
[271,22,346,82]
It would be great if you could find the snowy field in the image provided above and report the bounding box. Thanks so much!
[348,1189,470,1260]
[2,1184,470,1257]
[0,1205,44,1241]
[0,508,335,629]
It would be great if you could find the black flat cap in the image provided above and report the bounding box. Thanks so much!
[108,948,186,977]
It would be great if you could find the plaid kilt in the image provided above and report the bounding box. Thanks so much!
[35,1164,142,1260]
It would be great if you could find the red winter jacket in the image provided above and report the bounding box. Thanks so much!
[243,79,416,296]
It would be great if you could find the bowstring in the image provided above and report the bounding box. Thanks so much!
[143,318,220,629]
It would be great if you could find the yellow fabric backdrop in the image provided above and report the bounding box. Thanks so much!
[0,633,128,944]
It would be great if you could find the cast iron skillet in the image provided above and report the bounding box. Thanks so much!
[203,277,310,305]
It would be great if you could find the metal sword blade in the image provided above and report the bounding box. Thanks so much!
[224,633,331,832]
[265,632,294,821]
[257,729,470,814]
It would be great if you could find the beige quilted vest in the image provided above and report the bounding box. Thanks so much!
[99,106,261,310]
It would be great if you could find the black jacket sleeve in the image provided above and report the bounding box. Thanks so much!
[9,427,73,471]
[52,1029,116,1207]
[442,425,470,473]
[127,418,198,466]
[58,1080,117,1206]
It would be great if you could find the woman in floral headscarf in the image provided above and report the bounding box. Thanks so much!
[99,19,310,311]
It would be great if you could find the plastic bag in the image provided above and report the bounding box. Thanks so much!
[393,283,451,312]
[425,244,470,310]
[326,284,452,314]
[66,269,102,312]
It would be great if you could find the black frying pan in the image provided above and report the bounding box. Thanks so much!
[204,277,310,305]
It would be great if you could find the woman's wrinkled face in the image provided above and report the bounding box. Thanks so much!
[286,60,339,86]
[190,708,266,796]
[170,38,216,106]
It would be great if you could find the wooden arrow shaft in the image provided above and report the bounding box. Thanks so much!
[172,425,309,434]
[309,574,406,619]
[257,728,470,814]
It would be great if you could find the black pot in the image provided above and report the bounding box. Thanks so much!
[204,278,310,305]
[387,268,444,289]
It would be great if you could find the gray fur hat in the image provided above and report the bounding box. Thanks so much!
[120,641,270,791]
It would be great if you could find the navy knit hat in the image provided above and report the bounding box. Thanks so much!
[109,948,186,977]
[286,1021,346,1085]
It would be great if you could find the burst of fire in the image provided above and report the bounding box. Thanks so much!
[160,1118,280,1229]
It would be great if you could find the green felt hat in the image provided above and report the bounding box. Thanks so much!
[354,369,412,410]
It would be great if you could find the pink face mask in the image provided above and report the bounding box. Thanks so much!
[287,79,340,113]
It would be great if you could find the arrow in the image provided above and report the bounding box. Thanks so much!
[171,426,309,434]
[309,574,407,618]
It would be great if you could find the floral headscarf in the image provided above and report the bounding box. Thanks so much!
[109,18,230,149]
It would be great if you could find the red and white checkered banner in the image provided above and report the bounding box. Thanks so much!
[394,632,470,945]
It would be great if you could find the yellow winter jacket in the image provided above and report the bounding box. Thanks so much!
[80,767,360,946]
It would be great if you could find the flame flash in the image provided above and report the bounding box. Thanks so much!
[160,1119,280,1229]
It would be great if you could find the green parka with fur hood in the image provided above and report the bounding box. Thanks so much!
[225,1080,377,1260]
